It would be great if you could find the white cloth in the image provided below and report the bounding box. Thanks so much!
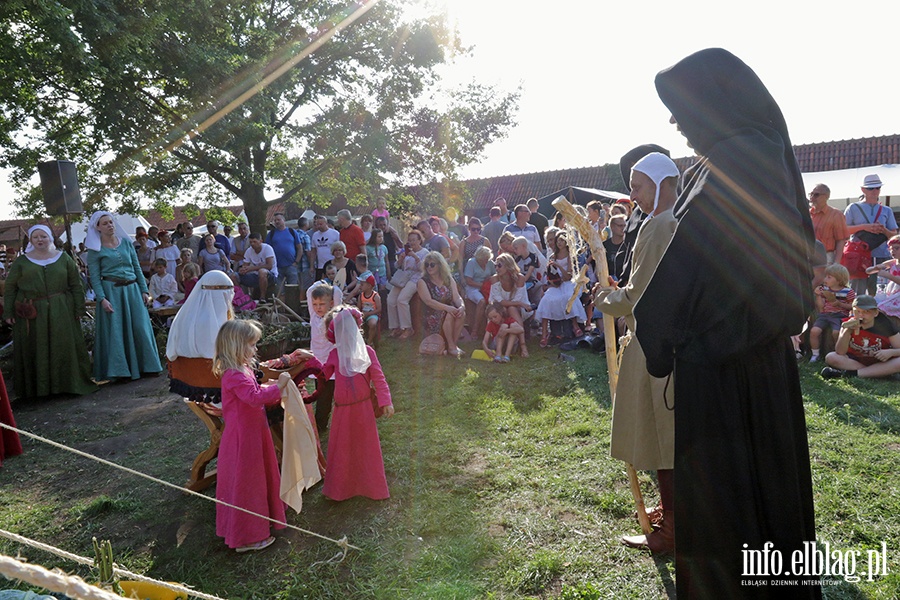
[535,280,587,321]
[279,380,322,513]
[333,308,371,377]
[244,242,278,277]
[25,252,63,267]
[631,152,680,215]
[165,270,235,361]
[85,211,113,251]
[25,225,54,253]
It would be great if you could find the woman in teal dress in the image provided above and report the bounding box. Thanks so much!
[2,225,98,399]
[86,211,162,381]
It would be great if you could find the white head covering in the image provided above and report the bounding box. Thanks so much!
[333,308,371,377]
[25,225,55,253]
[85,211,114,251]
[631,152,680,216]
[166,270,235,361]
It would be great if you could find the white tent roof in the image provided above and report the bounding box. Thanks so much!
[801,164,899,207]
[62,213,152,246]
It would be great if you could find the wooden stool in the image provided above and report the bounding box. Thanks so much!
[172,358,302,492]
[184,400,224,492]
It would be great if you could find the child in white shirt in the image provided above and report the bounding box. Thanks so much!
[149,258,179,308]
[306,281,343,433]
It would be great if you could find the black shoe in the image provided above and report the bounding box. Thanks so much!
[820,367,845,380]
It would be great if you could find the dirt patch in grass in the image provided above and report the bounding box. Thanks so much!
[3,373,384,561]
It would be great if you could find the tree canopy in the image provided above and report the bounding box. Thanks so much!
[1,0,518,230]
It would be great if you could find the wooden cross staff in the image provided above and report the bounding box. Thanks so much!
[551,197,652,536]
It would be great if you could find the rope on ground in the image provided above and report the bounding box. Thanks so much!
[0,553,124,600]
[0,529,224,600]
[0,422,359,553]
[308,536,351,569]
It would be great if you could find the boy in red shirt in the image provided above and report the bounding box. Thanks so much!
[822,295,900,379]
[482,303,525,363]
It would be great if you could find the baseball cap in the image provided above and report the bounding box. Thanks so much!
[853,295,878,310]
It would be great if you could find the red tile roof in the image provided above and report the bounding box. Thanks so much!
[450,157,697,213]
[793,134,900,172]
[455,134,900,214]
[3,134,899,245]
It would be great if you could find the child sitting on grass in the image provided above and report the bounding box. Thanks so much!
[482,303,525,362]
[809,263,855,362]
[821,294,900,380]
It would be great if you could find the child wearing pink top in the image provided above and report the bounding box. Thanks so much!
[321,306,394,501]
[213,319,291,552]
[371,196,390,221]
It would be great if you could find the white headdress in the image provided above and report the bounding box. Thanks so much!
[333,307,371,377]
[631,152,680,216]
[85,211,114,251]
[25,225,55,253]
[166,270,235,361]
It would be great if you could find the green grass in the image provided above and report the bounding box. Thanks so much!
[1,343,899,598]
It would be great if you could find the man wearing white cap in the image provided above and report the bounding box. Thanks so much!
[593,152,679,553]
[844,174,898,295]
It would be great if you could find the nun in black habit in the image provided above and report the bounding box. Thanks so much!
[632,48,820,598]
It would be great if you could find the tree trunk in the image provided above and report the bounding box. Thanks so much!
[240,183,269,235]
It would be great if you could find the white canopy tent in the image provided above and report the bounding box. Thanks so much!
[801,164,899,208]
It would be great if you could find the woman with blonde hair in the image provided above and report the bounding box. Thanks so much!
[489,253,532,356]
[416,251,466,357]
[213,319,291,552]
[497,231,516,256]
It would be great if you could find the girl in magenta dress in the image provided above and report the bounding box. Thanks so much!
[321,306,394,501]
[213,319,291,552]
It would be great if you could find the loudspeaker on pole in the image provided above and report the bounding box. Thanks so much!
[38,160,83,215]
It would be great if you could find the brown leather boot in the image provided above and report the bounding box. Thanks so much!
[621,511,674,554]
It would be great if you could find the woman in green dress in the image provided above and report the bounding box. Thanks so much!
[86,211,162,381]
[2,225,98,399]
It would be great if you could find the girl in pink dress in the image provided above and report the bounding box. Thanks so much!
[213,319,291,552]
[321,306,394,501]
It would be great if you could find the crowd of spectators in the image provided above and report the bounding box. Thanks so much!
[5,175,899,375]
